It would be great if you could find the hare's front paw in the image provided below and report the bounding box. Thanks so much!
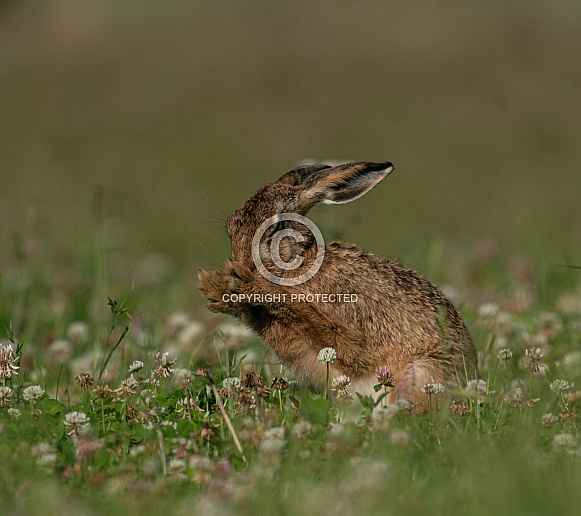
[198,268,227,302]
[223,259,255,292]
[197,268,232,313]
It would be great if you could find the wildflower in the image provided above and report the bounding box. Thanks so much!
[36,453,58,468]
[450,398,472,416]
[129,444,145,456]
[525,347,544,373]
[74,372,94,389]
[541,413,559,427]
[168,458,187,476]
[465,379,487,397]
[67,321,90,344]
[564,390,581,405]
[64,411,90,436]
[93,384,115,400]
[201,425,215,439]
[222,377,242,390]
[116,375,139,396]
[503,387,523,406]
[559,411,579,424]
[271,377,288,390]
[162,420,178,431]
[477,302,499,318]
[31,443,57,469]
[22,385,45,403]
[129,360,144,374]
[47,340,73,362]
[243,371,263,389]
[421,383,446,395]
[331,375,351,391]
[328,422,344,438]
[0,386,14,405]
[549,379,571,393]
[31,442,52,457]
[497,349,513,361]
[259,438,286,454]
[389,429,411,447]
[291,421,312,438]
[317,347,337,364]
[264,427,285,440]
[0,343,19,379]
[553,433,577,451]
[375,366,394,386]
[154,352,177,378]
[7,407,20,418]
[74,436,103,461]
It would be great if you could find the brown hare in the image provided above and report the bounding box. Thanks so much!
[198,161,477,413]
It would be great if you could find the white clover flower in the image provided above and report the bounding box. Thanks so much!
[129,444,145,456]
[31,442,53,457]
[177,321,206,347]
[549,379,571,393]
[259,438,286,454]
[22,385,45,403]
[477,302,499,318]
[264,427,285,440]
[389,429,411,447]
[421,383,446,395]
[64,411,90,435]
[331,375,351,390]
[541,413,559,427]
[124,374,140,390]
[222,377,242,390]
[503,387,523,405]
[154,351,177,377]
[465,379,487,396]
[393,399,413,412]
[497,349,513,361]
[317,347,337,364]
[553,433,577,450]
[36,453,58,468]
[47,339,73,362]
[66,321,90,344]
[129,360,144,374]
[0,343,19,379]
[168,458,187,474]
[0,386,14,404]
[291,421,312,438]
[525,347,543,361]
[7,407,20,418]
[328,422,344,438]
[380,399,414,419]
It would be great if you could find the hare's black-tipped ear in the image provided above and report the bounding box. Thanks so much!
[276,164,332,186]
[299,161,394,209]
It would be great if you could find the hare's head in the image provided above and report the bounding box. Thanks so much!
[227,161,394,278]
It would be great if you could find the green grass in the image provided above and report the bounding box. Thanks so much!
[1,235,581,515]
[2,1,581,514]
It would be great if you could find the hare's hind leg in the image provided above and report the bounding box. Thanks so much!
[386,358,447,414]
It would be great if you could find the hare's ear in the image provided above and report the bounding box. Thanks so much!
[276,164,332,186]
[299,161,394,209]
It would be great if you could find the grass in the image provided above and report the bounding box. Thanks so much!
[1,232,581,516]
[1,1,581,514]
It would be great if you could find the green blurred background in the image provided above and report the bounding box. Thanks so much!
[1,0,580,309]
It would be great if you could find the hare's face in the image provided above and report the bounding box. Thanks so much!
[227,162,394,272]
[227,183,308,269]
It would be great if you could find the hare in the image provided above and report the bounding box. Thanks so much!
[198,161,477,413]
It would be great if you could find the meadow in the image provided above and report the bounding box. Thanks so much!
[1,1,581,515]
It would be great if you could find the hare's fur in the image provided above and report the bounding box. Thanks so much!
[198,161,477,413]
